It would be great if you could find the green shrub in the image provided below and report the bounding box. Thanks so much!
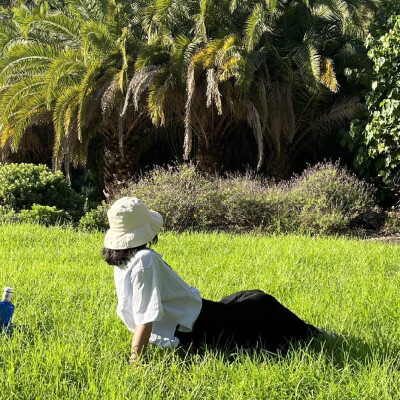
[17,204,71,226]
[0,163,85,221]
[344,15,400,185]
[78,203,109,231]
[83,162,375,235]
[0,205,18,224]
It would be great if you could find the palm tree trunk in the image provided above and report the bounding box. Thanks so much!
[265,149,291,180]
[193,108,234,173]
[102,128,142,196]
[196,137,224,173]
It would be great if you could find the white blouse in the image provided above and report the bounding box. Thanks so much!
[113,249,202,347]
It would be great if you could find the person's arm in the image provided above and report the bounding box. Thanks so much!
[129,322,153,364]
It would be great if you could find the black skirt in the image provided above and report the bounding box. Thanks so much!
[175,290,319,352]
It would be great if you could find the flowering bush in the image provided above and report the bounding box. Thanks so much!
[82,162,375,234]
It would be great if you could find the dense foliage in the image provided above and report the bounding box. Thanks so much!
[0,163,85,220]
[80,163,375,234]
[345,15,400,186]
[0,0,379,188]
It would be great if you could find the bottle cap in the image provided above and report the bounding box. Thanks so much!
[2,287,13,302]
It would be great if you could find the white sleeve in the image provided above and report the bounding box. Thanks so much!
[131,266,164,325]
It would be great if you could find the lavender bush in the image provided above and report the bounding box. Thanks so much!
[79,162,376,235]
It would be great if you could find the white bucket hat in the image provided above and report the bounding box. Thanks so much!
[104,197,163,250]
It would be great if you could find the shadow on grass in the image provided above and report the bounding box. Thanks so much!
[307,333,400,369]
[166,332,400,370]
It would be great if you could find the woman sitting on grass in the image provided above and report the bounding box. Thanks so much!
[102,197,328,364]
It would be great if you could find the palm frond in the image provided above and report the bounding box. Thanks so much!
[234,48,267,96]
[53,84,80,140]
[44,49,85,106]
[118,27,130,90]
[2,37,41,56]
[193,38,225,68]
[64,100,79,139]
[295,97,361,147]
[229,0,238,13]
[81,20,115,58]
[219,55,242,82]
[215,35,241,68]
[67,0,108,23]
[121,65,161,117]
[244,3,268,51]
[0,76,45,123]
[184,61,195,160]
[327,0,350,21]
[0,14,19,54]
[307,43,321,82]
[206,68,222,114]
[292,40,322,91]
[134,44,170,70]
[246,101,264,171]
[320,57,339,93]
[171,34,192,82]
[101,75,121,122]
[52,84,80,166]
[265,0,278,15]
[194,0,207,39]
[310,4,336,21]
[23,13,81,45]
[154,0,174,20]
[0,43,57,86]
[148,68,173,126]
[1,92,47,151]
[77,61,103,141]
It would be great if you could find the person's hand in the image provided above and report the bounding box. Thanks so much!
[128,351,150,367]
[128,352,139,365]
[129,323,152,366]
[128,346,142,365]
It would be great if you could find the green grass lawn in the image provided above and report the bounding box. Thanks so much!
[0,223,399,399]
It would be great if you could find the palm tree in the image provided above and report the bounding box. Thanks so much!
[120,1,197,166]
[121,0,248,172]
[129,0,378,177]
[0,0,149,190]
[187,0,379,177]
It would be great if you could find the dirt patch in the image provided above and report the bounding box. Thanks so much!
[348,228,400,244]
[365,234,400,244]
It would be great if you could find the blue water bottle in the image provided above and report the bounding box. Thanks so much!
[0,287,14,334]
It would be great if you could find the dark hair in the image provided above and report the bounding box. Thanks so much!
[102,235,158,267]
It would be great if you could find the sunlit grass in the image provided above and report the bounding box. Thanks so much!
[0,224,399,399]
